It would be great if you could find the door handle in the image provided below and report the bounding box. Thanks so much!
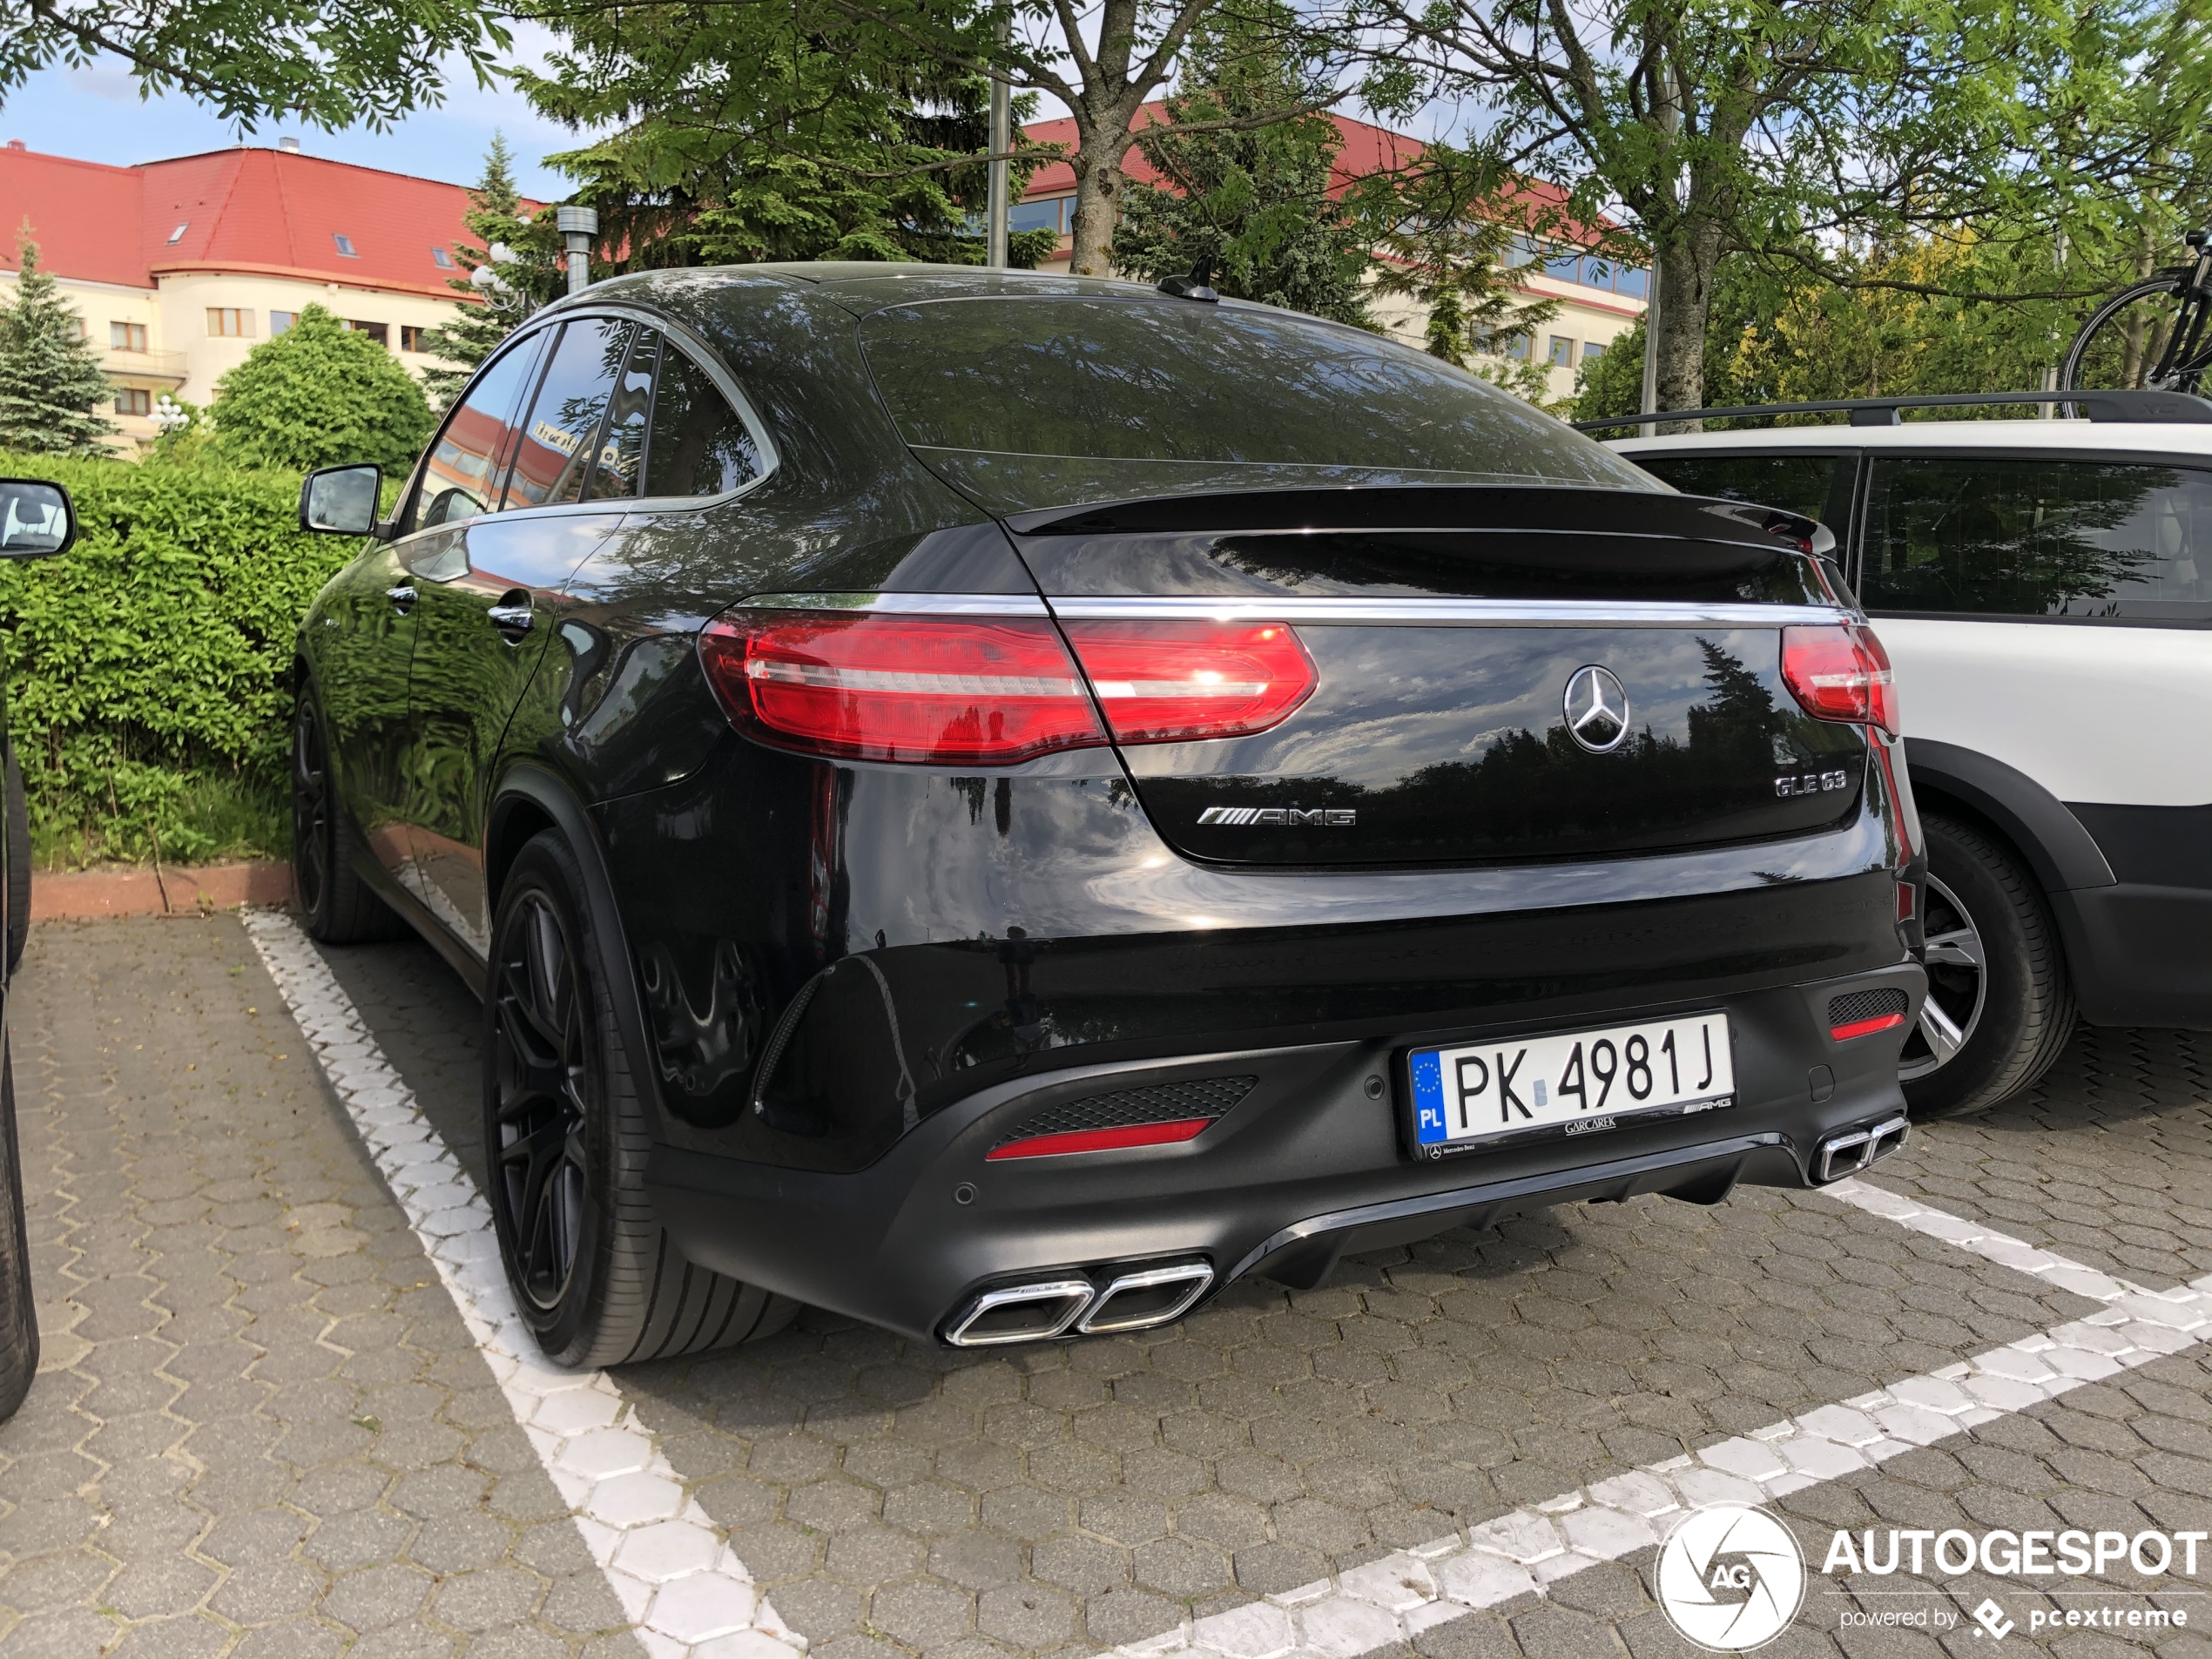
[486,596,535,635]
[386,584,416,615]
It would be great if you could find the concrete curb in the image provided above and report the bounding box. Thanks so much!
[30,860,293,921]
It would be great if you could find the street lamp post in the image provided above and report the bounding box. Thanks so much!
[557,206,599,296]
[986,6,1011,270]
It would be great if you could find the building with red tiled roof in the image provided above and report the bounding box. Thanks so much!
[0,138,531,450]
[1017,107,1648,400]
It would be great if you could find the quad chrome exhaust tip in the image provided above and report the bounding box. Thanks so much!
[1815,1114,1909,1184]
[944,1259,1215,1347]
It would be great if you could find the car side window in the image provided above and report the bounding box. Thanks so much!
[645,340,764,497]
[1632,452,1849,528]
[505,317,635,511]
[584,327,658,502]
[412,331,549,532]
[1862,456,2212,621]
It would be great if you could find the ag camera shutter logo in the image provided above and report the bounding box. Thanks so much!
[1656,1503,1808,1651]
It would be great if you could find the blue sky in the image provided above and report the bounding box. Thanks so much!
[2,34,585,197]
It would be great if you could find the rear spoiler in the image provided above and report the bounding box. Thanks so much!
[1574,388,2212,433]
[1002,482,1826,552]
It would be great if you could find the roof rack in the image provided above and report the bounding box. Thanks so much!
[1571,388,2212,433]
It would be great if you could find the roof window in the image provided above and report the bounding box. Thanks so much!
[166,223,188,244]
[431,246,455,270]
[334,233,359,258]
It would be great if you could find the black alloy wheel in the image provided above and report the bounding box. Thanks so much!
[1899,813,2075,1121]
[292,697,333,922]
[291,683,406,943]
[484,832,795,1367]
[491,886,595,1313]
[0,1037,39,1420]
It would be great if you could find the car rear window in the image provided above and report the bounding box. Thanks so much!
[1863,456,2212,621]
[858,296,1656,506]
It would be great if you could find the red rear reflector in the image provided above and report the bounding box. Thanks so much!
[1061,621,1317,745]
[1831,1012,1906,1041]
[700,611,1109,764]
[985,1118,1211,1160]
[1781,623,1898,736]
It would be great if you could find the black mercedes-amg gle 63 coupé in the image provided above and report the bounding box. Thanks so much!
[290,264,1926,1366]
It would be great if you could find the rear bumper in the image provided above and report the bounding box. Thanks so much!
[646,959,1923,1345]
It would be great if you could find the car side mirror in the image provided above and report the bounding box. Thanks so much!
[0,478,74,557]
[300,464,382,536]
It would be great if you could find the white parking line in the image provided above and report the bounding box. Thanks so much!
[243,901,2202,1659]
[242,908,807,1659]
[1111,1189,2212,1659]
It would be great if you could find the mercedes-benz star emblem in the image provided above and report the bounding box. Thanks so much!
[1563,664,1631,753]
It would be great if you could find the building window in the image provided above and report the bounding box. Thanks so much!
[206,307,253,338]
[271,311,297,335]
[1010,196,1069,235]
[166,222,188,245]
[334,233,359,258]
[116,388,152,416]
[400,325,427,353]
[1548,336,1575,368]
[1500,332,1530,361]
[110,321,147,352]
[344,320,389,347]
[431,246,455,269]
[1581,341,1607,364]
[1616,266,1649,300]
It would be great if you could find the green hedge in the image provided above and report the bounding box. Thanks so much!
[0,452,353,867]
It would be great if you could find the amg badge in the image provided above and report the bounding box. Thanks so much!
[1197,806,1357,826]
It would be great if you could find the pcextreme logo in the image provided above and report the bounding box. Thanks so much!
[1657,1504,1808,1651]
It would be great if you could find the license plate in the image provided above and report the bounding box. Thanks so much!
[1406,1013,1734,1159]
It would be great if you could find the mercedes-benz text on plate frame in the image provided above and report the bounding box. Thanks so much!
[1408,1013,1736,1160]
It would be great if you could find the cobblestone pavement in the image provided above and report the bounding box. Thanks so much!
[7,914,2212,1656]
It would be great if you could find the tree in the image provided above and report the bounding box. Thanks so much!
[1363,150,1563,402]
[0,230,115,455]
[1110,8,1373,325]
[1345,0,2198,423]
[514,13,1056,271]
[208,305,432,473]
[416,135,563,408]
[0,0,509,133]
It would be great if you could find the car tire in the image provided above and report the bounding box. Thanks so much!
[292,684,408,944]
[7,746,30,978]
[1899,812,2075,1121]
[0,1037,41,1420]
[485,831,796,1368]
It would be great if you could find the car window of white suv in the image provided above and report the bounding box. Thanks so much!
[1863,456,2212,622]
[1631,452,1847,528]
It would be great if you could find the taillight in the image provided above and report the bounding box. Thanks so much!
[699,611,1108,764]
[1781,623,1898,736]
[1060,621,1316,744]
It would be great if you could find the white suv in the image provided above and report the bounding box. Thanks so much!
[1608,398,2212,1117]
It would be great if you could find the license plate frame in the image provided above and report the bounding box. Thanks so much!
[1401,1012,1736,1161]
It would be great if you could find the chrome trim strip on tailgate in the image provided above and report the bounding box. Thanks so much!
[1044,597,1851,626]
[740,591,1052,616]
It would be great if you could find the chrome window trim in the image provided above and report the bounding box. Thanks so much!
[739,590,1051,617]
[1042,597,1852,627]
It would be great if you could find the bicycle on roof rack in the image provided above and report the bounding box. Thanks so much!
[2060,229,2212,395]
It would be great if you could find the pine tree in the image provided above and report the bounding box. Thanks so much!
[0,229,118,455]
[417,135,562,409]
[1109,9,1374,326]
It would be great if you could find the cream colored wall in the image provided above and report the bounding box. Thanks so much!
[1368,272,1644,405]
[20,268,472,455]
[153,272,471,406]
